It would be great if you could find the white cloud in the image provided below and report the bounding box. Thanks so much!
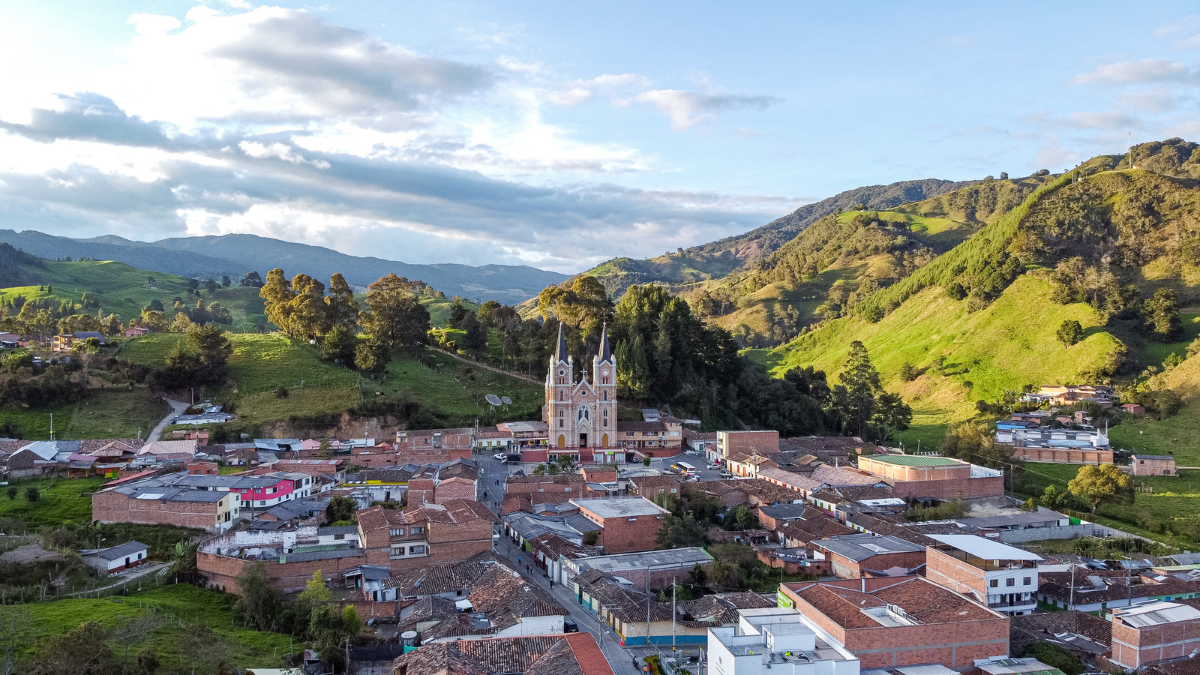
[1072,58,1197,85]
[635,89,779,131]
[1155,15,1200,50]
[238,141,330,169]
[128,13,181,36]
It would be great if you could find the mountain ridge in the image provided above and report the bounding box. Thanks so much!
[0,230,568,304]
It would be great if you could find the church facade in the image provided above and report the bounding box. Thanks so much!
[542,323,618,450]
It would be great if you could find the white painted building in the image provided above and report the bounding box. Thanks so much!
[708,607,860,675]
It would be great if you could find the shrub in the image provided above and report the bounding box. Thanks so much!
[25,487,39,502]
[274,386,289,399]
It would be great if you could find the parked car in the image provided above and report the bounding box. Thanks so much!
[719,470,732,478]
[493,453,507,461]
[563,618,579,633]
[706,463,718,470]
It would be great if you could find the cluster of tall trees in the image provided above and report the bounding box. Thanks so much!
[257,269,432,375]
[532,280,912,439]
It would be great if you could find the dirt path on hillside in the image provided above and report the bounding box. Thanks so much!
[429,348,542,385]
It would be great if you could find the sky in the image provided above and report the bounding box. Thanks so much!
[0,2,1198,274]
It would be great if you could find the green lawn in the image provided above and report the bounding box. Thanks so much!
[16,584,296,671]
[0,388,169,441]
[0,476,106,528]
[1141,313,1200,368]
[1016,462,1200,549]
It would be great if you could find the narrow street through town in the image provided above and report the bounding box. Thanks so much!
[475,452,705,675]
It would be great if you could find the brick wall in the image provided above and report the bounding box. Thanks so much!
[1112,614,1200,668]
[197,550,366,593]
[859,458,970,482]
[92,490,225,532]
[591,512,663,554]
[886,476,1004,500]
[780,581,1009,669]
[719,431,780,457]
[827,549,927,579]
[1013,448,1113,465]
[506,480,584,495]
[1132,458,1177,477]
[408,478,435,505]
[925,548,986,601]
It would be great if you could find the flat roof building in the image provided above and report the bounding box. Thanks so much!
[571,497,669,554]
[926,534,1042,616]
[707,607,860,675]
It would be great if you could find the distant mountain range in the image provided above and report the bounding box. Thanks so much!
[0,230,568,304]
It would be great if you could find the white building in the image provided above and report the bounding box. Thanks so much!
[708,607,860,675]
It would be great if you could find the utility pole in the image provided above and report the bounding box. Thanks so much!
[672,577,677,653]
[646,566,651,649]
[50,413,54,441]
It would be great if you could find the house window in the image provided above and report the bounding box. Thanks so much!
[411,526,425,535]
[391,546,405,556]
[1006,578,1015,587]
[990,579,999,588]
[334,534,345,540]
[1023,577,1031,585]
[390,528,405,536]
[410,545,426,555]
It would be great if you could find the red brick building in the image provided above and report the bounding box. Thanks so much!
[628,475,682,499]
[780,577,1010,669]
[1110,601,1200,669]
[811,534,927,578]
[394,427,475,461]
[572,497,668,554]
[93,485,239,532]
[356,499,497,574]
[718,430,780,459]
[1132,455,1178,477]
[926,534,1042,616]
[857,454,1005,501]
[506,474,586,496]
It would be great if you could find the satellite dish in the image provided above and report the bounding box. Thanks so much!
[485,394,502,406]
[501,396,512,405]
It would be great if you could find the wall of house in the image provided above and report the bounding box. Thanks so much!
[826,550,926,579]
[505,480,584,495]
[588,511,663,554]
[1013,448,1113,465]
[197,550,366,593]
[858,458,970,482]
[781,584,1009,669]
[1132,459,1177,477]
[1112,616,1200,668]
[925,548,987,602]
[718,431,780,458]
[407,478,435,504]
[886,476,1005,501]
[92,490,229,532]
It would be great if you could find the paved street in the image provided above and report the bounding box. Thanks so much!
[472,450,709,675]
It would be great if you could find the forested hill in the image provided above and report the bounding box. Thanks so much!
[582,177,977,298]
[762,137,1200,430]
[0,231,568,305]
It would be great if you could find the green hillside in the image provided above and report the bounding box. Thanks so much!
[0,257,269,331]
[120,332,542,431]
[759,139,1200,445]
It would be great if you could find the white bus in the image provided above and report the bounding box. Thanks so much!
[673,461,698,477]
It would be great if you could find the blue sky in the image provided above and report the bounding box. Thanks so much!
[1,1,1197,273]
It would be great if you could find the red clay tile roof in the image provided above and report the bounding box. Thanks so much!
[507,474,585,484]
[792,577,996,629]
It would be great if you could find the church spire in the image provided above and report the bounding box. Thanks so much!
[598,322,612,362]
[555,322,569,363]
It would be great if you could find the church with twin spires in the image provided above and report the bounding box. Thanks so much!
[542,323,618,449]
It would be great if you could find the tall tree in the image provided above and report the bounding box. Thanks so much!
[325,273,359,330]
[289,274,329,339]
[1143,287,1182,341]
[615,336,650,398]
[834,341,880,437]
[361,273,430,353]
[260,268,297,335]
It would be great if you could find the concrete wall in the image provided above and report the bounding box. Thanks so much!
[996,524,1103,544]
